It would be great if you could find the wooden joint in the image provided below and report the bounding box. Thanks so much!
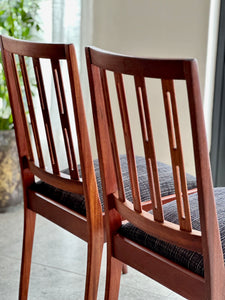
[21,156,29,170]
[108,193,117,210]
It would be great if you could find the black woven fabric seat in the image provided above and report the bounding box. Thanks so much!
[118,187,225,277]
[31,155,197,216]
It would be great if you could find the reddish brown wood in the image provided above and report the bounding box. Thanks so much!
[142,187,198,212]
[0,36,104,300]
[86,46,225,299]
[114,195,202,252]
[184,60,225,298]
[99,68,126,203]
[113,234,205,300]
[19,55,44,168]
[134,75,163,221]
[33,57,60,175]
[19,209,36,300]
[104,256,123,300]
[161,79,191,231]
[114,72,142,213]
[51,59,79,179]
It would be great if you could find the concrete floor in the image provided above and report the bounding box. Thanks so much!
[0,204,185,299]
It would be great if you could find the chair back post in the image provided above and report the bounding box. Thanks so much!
[0,36,35,196]
[66,44,104,239]
[85,47,122,237]
[184,60,225,297]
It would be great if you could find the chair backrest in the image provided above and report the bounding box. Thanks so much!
[0,35,102,225]
[86,46,224,297]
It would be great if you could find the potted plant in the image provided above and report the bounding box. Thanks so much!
[0,0,41,211]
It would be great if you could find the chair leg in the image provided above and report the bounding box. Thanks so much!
[122,264,128,274]
[19,209,36,300]
[104,256,122,300]
[84,237,104,300]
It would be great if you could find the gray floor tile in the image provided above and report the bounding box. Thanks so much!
[32,216,87,276]
[119,268,171,298]
[29,263,86,300]
[0,204,23,259]
[0,256,20,300]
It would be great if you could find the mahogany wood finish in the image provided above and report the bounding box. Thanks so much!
[0,35,104,300]
[86,46,225,299]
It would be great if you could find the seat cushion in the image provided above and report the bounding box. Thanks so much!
[118,187,225,277]
[31,155,196,216]
[121,155,196,202]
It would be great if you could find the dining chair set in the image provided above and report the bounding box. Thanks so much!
[1,35,225,299]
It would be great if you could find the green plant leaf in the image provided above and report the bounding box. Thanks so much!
[0,0,41,130]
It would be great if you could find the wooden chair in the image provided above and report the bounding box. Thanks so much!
[0,36,105,300]
[86,46,225,299]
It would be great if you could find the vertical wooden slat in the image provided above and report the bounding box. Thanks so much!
[162,79,191,232]
[19,55,44,168]
[99,68,126,203]
[114,72,142,213]
[134,76,164,222]
[33,57,59,175]
[8,53,34,164]
[51,59,79,180]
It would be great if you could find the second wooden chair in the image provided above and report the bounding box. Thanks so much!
[86,46,225,299]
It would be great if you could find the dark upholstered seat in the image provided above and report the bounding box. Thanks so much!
[32,155,196,216]
[118,187,225,277]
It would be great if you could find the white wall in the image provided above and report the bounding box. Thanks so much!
[93,0,210,95]
[204,0,221,145]
[90,0,213,174]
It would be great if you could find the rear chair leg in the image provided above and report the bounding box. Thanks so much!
[122,264,128,274]
[19,209,36,300]
[85,236,104,300]
[105,256,123,300]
